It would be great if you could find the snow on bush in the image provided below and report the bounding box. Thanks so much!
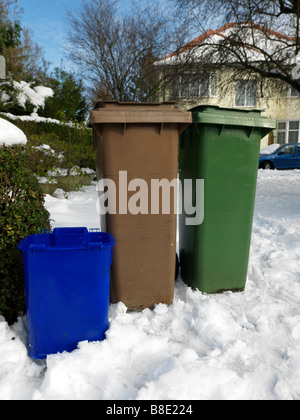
[12,81,54,115]
[0,80,54,117]
[0,117,27,147]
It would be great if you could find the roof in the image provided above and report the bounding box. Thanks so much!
[159,22,299,64]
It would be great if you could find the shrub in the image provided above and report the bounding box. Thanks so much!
[26,134,63,177]
[0,81,36,116]
[0,116,96,172]
[0,113,92,144]
[27,133,96,176]
[0,146,50,324]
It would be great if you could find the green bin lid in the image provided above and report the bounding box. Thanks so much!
[190,106,277,133]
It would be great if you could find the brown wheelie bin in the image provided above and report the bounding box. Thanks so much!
[89,101,191,310]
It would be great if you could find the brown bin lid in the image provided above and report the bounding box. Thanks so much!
[88,101,192,133]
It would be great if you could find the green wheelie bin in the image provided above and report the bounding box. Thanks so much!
[179,106,276,294]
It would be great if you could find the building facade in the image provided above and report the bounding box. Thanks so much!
[158,23,300,149]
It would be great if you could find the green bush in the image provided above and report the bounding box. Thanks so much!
[0,81,36,116]
[0,116,96,172]
[0,117,93,146]
[0,115,96,180]
[26,134,64,177]
[0,146,50,324]
[27,133,96,175]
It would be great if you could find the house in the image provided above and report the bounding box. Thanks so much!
[157,23,300,149]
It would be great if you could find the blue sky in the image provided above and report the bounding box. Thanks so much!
[18,0,81,71]
[18,0,134,73]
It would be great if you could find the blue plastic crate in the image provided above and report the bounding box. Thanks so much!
[18,227,115,359]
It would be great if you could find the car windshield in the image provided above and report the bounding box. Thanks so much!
[272,146,282,154]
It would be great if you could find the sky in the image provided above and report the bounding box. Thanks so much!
[18,0,134,73]
[18,0,82,72]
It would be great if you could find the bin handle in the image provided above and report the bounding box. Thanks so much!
[30,244,46,251]
[88,242,103,250]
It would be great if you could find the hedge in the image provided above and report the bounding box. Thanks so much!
[0,146,50,324]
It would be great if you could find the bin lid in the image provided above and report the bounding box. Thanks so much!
[88,101,192,133]
[18,228,115,252]
[190,105,277,133]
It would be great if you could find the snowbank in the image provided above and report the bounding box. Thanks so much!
[1,170,300,400]
[0,117,27,146]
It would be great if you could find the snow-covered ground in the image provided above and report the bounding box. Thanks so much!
[1,170,300,400]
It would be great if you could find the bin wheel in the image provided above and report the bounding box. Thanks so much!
[175,253,180,280]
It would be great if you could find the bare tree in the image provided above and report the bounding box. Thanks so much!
[5,27,49,81]
[172,0,300,93]
[0,0,49,81]
[0,0,22,27]
[0,0,22,54]
[65,0,188,103]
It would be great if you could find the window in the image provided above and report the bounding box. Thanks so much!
[291,86,300,97]
[235,80,257,107]
[277,120,300,144]
[280,144,296,154]
[277,122,287,144]
[210,73,218,97]
[180,72,218,99]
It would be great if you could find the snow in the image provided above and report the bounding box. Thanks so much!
[44,184,100,229]
[0,80,83,125]
[1,111,84,127]
[33,144,64,161]
[0,117,27,146]
[1,170,300,400]
[1,111,62,125]
[47,166,95,177]
[260,144,280,155]
[13,81,53,115]
[0,80,57,121]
